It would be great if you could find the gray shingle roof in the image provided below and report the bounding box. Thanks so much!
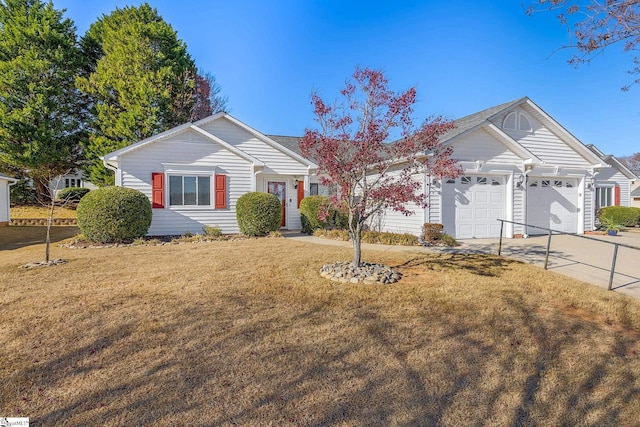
[267,135,303,156]
[439,97,527,143]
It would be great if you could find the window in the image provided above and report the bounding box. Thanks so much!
[65,178,80,188]
[554,180,563,187]
[541,180,550,188]
[461,176,472,184]
[169,175,211,206]
[597,187,614,208]
[310,183,319,196]
[491,178,502,186]
[476,177,487,185]
[445,178,456,184]
[502,112,533,132]
[529,180,538,187]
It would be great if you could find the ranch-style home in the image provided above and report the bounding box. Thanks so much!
[102,112,317,236]
[103,97,633,239]
[0,173,17,226]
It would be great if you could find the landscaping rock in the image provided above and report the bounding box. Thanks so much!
[319,261,402,285]
[22,259,68,269]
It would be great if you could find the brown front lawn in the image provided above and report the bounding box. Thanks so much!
[10,205,77,219]
[1,238,639,425]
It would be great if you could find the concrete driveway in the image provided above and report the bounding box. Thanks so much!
[449,231,640,299]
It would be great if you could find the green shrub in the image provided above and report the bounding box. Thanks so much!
[76,186,152,243]
[300,195,331,233]
[57,187,90,202]
[598,206,640,227]
[202,225,222,238]
[9,179,37,205]
[236,192,282,236]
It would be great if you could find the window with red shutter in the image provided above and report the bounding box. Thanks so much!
[151,172,164,208]
[215,174,227,209]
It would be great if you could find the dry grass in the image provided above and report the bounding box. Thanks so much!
[11,205,77,219]
[1,235,640,426]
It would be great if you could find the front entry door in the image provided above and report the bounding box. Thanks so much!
[267,181,286,227]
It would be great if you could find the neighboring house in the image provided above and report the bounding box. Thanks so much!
[49,171,97,197]
[632,170,640,208]
[102,112,317,236]
[585,145,637,209]
[0,173,17,226]
[376,97,608,239]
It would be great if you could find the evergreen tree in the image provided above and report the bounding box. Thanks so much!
[0,0,86,199]
[77,3,198,186]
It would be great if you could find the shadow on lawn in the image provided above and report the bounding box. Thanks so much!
[0,226,79,250]
[18,292,639,426]
[394,253,521,277]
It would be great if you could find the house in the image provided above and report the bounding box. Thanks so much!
[377,97,609,239]
[49,171,97,197]
[585,145,637,209]
[102,112,317,236]
[0,173,17,226]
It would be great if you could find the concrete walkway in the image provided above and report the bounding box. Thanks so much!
[284,231,640,300]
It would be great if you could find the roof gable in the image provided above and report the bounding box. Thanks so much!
[102,113,317,170]
[586,144,637,180]
[441,97,604,168]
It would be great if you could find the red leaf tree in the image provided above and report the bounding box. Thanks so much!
[301,67,460,267]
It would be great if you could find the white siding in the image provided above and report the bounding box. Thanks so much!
[596,168,632,207]
[491,109,592,167]
[513,177,525,236]
[0,179,9,223]
[451,128,522,165]
[120,129,253,235]
[200,118,309,175]
[370,170,426,236]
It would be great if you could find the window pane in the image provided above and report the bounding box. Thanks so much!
[184,176,197,205]
[170,176,183,205]
[519,115,532,132]
[310,183,319,196]
[503,112,516,130]
[198,176,210,205]
[461,176,471,184]
[477,177,487,185]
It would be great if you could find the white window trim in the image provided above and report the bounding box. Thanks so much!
[165,172,215,210]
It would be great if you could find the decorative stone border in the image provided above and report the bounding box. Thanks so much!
[11,218,77,226]
[320,261,402,284]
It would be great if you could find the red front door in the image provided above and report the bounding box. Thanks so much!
[267,181,286,227]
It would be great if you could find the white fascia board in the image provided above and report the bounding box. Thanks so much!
[189,125,264,167]
[522,99,604,166]
[484,123,543,164]
[102,122,194,161]
[220,114,318,169]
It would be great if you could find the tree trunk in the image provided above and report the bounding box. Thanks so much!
[352,230,362,267]
[45,216,51,262]
[34,179,51,204]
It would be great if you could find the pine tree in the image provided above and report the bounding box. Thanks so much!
[77,3,198,186]
[0,0,86,199]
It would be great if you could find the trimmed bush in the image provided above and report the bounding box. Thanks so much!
[57,187,90,202]
[236,192,282,236]
[300,195,331,234]
[77,186,152,243]
[598,206,640,227]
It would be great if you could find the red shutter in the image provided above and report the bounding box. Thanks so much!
[215,174,227,209]
[151,172,164,208]
[615,184,621,206]
[297,180,304,208]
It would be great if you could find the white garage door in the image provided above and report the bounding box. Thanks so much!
[442,175,506,239]
[526,178,578,234]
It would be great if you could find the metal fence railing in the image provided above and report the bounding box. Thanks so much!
[497,219,640,291]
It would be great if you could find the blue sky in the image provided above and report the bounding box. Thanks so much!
[55,0,640,157]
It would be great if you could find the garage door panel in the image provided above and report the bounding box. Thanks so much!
[527,178,578,234]
[442,175,506,239]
